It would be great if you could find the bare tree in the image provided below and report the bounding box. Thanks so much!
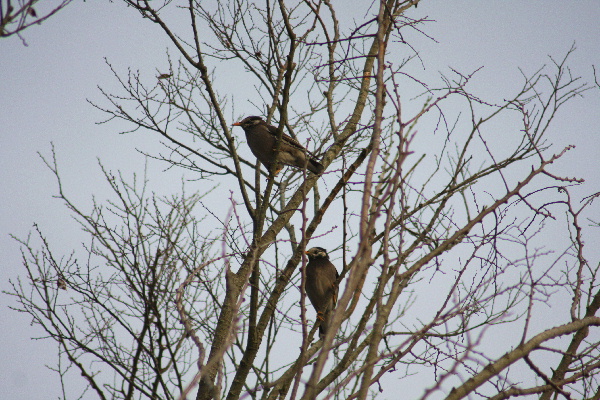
[7,1,600,400]
[0,0,72,42]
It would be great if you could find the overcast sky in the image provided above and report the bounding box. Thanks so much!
[1,2,599,399]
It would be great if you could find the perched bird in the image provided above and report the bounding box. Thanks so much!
[305,247,339,336]
[232,116,324,175]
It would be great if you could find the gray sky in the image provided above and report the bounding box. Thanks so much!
[1,2,599,399]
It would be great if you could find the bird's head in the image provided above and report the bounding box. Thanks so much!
[306,247,329,260]
[232,116,264,130]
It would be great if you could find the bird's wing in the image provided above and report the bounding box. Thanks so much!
[331,267,340,307]
[266,124,316,155]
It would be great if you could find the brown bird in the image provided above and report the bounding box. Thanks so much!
[232,116,324,175]
[305,247,339,336]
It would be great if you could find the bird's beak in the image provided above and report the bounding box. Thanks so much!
[232,122,241,126]
[305,251,310,255]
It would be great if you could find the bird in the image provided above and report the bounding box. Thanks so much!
[232,116,324,175]
[305,247,339,336]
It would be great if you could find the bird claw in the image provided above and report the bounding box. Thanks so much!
[316,311,325,322]
[267,164,282,176]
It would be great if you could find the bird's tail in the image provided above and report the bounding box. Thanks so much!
[318,309,332,337]
[319,324,326,336]
[308,158,324,175]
